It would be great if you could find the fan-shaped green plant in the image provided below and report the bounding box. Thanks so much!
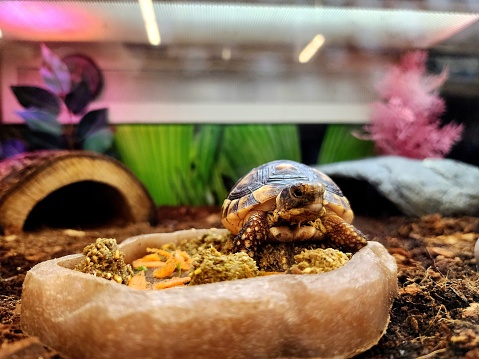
[114,123,300,206]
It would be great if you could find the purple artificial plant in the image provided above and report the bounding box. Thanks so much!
[9,44,113,154]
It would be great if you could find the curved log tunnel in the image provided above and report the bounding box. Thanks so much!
[0,151,157,235]
[23,181,134,231]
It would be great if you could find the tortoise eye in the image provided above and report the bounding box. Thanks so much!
[292,188,303,197]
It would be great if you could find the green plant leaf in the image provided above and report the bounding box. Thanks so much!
[10,86,61,115]
[191,125,224,180]
[114,124,300,206]
[40,43,72,96]
[317,124,375,164]
[82,127,113,153]
[217,124,301,186]
[76,109,109,140]
[179,124,224,205]
[65,79,92,114]
[114,125,193,205]
[16,108,62,136]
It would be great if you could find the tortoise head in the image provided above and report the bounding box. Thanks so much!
[276,182,325,212]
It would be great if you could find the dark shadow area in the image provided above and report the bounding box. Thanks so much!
[23,181,133,231]
[329,176,403,218]
[442,95,479,167]
[299,124,327,165]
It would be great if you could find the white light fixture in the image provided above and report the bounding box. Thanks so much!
[298,34,325,63]
[0,29,3,39]
[138,0,161,46]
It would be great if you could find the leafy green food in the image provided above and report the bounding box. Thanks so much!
[134,265,148,272]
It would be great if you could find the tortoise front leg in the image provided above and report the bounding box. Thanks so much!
[233,211,269,258]
[312,213,367,252]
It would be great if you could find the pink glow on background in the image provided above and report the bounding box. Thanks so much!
[0,2,99,41]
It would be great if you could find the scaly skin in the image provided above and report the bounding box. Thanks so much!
[233,211,269,258]
[309,211,368,252]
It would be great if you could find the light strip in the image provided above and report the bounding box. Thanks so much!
[0,29,3,39]
[298,34,325,63]
[138,0,161,46]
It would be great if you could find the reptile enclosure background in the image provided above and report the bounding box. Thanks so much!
[2,1,479,207]
[1,1,479,358]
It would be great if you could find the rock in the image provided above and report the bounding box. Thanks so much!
[21,229,397,359]
[317,156,479,217]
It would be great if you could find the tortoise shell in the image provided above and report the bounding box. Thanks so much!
[221,160,353,234]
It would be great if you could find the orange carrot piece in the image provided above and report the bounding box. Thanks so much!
[128,271,149,290]
[138,253,162,262]
[152,256,177,278]
[131,260,166,269]
[178,250,191,261]
[259,271,284,276]
[174,250,192,270]
[147,248,172,258]
[154,276,191,290]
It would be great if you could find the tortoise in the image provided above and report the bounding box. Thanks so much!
[221,159,367,258]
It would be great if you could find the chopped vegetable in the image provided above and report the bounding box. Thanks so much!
[138,253,162,262]
[131,259,166,269]
[77,232,351,291]
[152,256,178,278]
[134,265,148,272]
[128,270,150,290]
[174,250,192,270]
[147,248,172,258]
[154,277,191,290]
[258,271,283,276]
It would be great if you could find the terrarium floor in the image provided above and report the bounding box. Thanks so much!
[1,207,478,359]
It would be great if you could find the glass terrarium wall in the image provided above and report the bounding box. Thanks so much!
[1,1,479,205]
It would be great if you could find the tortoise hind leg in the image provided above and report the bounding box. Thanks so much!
[318,213,368,252]
[233,211,269,258]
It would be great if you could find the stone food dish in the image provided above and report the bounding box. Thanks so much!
[21,228,398,359]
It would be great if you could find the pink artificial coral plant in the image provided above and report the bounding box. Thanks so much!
[362,50,463,159]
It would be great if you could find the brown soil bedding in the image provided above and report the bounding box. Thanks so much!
[1,207,478,359]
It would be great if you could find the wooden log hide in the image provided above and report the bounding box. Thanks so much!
[0,150,157,234]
